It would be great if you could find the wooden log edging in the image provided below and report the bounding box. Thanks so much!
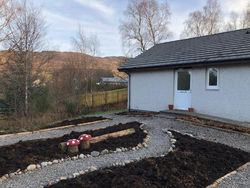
[90,128,135,144]
[206,161,250,188]
[0,124,151,184]
[0,119,110,138]
[177,119,250,137]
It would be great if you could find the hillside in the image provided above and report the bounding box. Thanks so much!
[0,51,128,78]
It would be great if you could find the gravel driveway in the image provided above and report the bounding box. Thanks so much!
[0,113,249,188]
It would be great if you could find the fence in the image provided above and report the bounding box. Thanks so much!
[80,88,128,108]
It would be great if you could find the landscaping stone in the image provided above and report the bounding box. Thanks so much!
[1,113,249,188]
[73,173,79,178]
[91,151,100,157]
[170,139,176,144]
[124,160,131,164]
[116,148,122,152]
[41,162,48,167]
[101,149,109,155]
[52,160,59,164]
[9,173,15,178]
[79,154,85,159]
[140,124,145,129]
[138,143,143,148]
[60,177,67,181]
[89,166,97,171]
[79,171,84,175]
[143,143,148,147]
[48,162,53,166]
[27,164,36,171]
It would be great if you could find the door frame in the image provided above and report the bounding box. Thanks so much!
[174,69,192,110]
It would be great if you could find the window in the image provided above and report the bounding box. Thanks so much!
[207,68,219,89]
[177,71,191,91]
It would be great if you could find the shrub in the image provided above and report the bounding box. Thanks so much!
[64,101,78,116]
[30,87,53,113]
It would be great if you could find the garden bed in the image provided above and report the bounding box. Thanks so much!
[0,116,108,136]
[41,116,107,130]
[178,115,250,135]
[0,122,146,177]
[116,111,158,117]
[46,131,250,188]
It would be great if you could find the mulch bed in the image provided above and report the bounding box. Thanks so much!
[0,122,146,177]
[178,115,250,135]
[46,131,250,188]
[116,111,158,117]
[41,116,107,129]
[0,116,108,135]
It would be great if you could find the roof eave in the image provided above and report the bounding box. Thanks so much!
[118,56,250,73]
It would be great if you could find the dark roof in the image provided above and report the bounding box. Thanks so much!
[119,28,250,72]
[101,77,128,83]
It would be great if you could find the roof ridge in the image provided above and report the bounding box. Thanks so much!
[157,28,250,46]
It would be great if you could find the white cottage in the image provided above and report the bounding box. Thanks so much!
[118,28,250,123]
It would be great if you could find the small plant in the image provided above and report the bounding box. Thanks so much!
[64,101,78,116]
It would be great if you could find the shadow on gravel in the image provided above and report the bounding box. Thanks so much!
[46,131,250,188]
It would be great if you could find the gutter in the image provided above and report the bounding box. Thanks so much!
[118,55,250,73]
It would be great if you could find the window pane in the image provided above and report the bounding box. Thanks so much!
[209,68,217,86]
[177,71,190,90]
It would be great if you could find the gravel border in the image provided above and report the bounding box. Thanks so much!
[0,113,249,188]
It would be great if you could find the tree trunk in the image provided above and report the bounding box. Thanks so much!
[25,71,28,116]
[24,53,28,116]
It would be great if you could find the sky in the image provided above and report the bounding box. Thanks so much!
[28,0,249,57]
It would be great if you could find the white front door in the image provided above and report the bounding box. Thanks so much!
[174,70,191,110]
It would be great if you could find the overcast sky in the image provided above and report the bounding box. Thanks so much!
[30,0,249,57]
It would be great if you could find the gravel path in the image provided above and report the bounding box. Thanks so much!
[0,113,249,188]
[216,165,250,188]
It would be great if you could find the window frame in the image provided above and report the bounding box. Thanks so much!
[206,67,219,90]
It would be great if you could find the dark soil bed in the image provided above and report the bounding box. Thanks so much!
[117,111,158,117]
[0,122,146,177]
[47,131,250,188]
[178,115,250,135]
[42,116,107,130]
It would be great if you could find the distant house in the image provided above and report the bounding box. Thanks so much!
[100,77,128,85]
[118,28,250,122]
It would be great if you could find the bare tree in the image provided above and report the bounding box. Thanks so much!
[120,0,171,55]
[225,4,250,31]
[225,12,240,31]
[70,25,100,105]
[2,0,48,116]
[0,0,16,42]
[242,3,250,28]
[181,0,222,38]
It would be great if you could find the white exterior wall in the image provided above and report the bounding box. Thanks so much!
[130,70,174,111]
[129,64,250,123]
[191,64,250,122]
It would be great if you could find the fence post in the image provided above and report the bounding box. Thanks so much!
[91,93,93,107]
[117,90,119,104]
[105,91,108,105]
